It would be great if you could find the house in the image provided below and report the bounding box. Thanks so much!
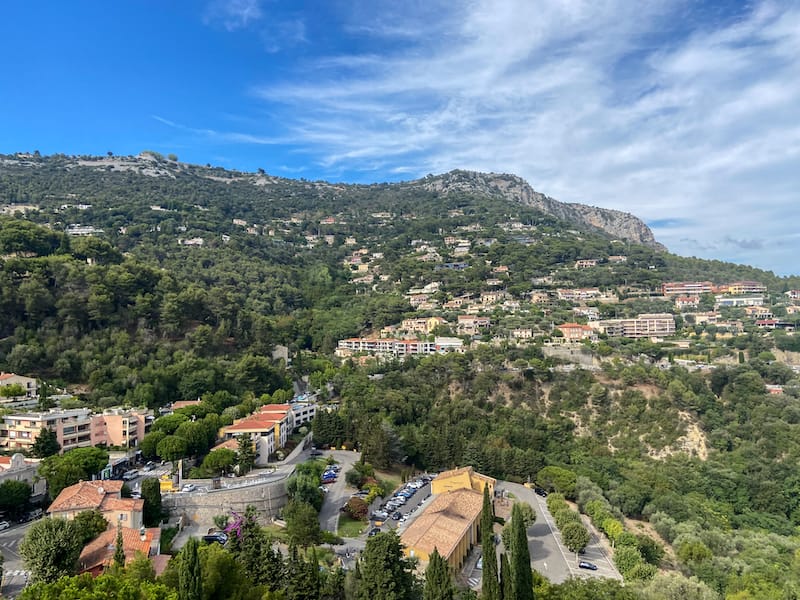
[744,306,773,319]
[512,329,533,339]
[48,480,144,529]
[714,295,765,308]
[719,281,767,295]
[675,296,700,310]
[0,453,47,499]
[607,255,627,264]
[79,526,164,576]
[457,316,491,336]
[401,317,448,334]
[556,323,598,343]
[0,373,38,401]
[556,288,601,302]
[400,489,484,569]
[574,259,599,269]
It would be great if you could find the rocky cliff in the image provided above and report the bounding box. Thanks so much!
[415,170,666,251]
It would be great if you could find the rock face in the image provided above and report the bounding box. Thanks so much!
[415,170,666,251]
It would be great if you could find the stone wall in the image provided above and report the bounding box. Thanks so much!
[162,474,290,528]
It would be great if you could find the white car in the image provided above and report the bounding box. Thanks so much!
[0,521,10,531]
[181,484,196,493]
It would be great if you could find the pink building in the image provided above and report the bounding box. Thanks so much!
[91,408,153,448]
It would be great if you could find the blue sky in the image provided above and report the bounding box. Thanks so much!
[1,1,798,275]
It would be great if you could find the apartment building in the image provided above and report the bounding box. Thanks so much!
[91,408,154,448]
[721,281,767,295]
[714,295,765,308]
[222,403,294,466]
[335,337,462,358]
[662,281,713,296]
[0,408,93,452]
[594,313,676,339]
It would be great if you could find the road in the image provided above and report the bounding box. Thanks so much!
[316,449,361,533]
[0,519,33,598]
[498,482,621,583]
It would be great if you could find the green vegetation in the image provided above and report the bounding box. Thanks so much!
[4,155,800,597]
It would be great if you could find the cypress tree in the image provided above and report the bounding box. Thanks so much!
[424,547,453,600]
[178,537,202,600]
[113,523,126,568]
[499,553,513,600]
[481,485,500,600]
[510,503,534,600]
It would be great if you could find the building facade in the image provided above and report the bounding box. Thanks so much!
[594,313,676,339]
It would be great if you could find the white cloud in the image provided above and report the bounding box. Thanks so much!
[244,0,799,273]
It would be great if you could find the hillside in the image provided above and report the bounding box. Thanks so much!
[3,152,800,596]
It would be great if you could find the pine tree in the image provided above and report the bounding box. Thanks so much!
[499,553,513,600]
[424,548,453,600]
[509,503,534,600]
[481,485,500,600]
[357,531,416,600]
[178,537,202,600]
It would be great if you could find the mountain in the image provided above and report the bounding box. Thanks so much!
[414,169,665,250]
[0,153,662,250]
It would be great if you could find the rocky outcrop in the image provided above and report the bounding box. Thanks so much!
[415,170,666,250]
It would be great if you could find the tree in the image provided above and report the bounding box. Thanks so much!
[357,531,416,600]
[226,505,284,589]
[197,542,251,600]
[140,430,167,460]
[0,383,26,398]
[499,553,513,600]
[39,447,109,499]
[157,435,189,463]
[236,434,256,474]
[73,509,110,544]
[614,545,645,579]
[30,427,61,457]
[19,517,82,583]
[536,466,577,498]
[481,485,500,600]
[141,477,163,527]
[560,521,590,553]
[285,500,322,547]
[201,448,236,476]
[178,537,202,600]
[114,523,126,568]
[0,479,32,519]
[424,548,453,600]
[509,503,534,600]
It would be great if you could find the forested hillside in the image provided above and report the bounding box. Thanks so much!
[3,152,800,598]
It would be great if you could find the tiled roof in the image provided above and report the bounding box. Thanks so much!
[48,481,125,513]
[212,438,240,451]
[100,496,143,513]
[0,373,14,381]
[435,466,473,480]
[225,418,280,433]
[79,526,160,571]
[400,489,483,561]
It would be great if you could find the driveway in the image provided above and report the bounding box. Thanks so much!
[316,450,361,533]
[498,482,621,583]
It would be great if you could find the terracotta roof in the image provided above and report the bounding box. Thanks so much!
[48,481,125,514]
[435,466,474,480]
[225,418,280,433]
[0,373,14,381]
[400,489,483,561]
[151,554,172,576]
[0,457,11,467]
[212,439,240,452]
[100,496,143,513]
[172,400,202,410]
[79,526,160,572]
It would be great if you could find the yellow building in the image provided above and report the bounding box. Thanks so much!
[431,466,495,497]
[400,488,484,569]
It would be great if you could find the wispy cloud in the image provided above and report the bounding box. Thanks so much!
[244,0,800,273]
[204,0,263,32]
[151,114,284,146]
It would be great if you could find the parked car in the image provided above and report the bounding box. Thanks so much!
[578,561,598,571]
[392,511,402,520]
[368,527,381,537]
[142,461,155,472]
[122,470,139,481]
[181,484,196,493]
[534,487,548,498]
[0,521,10,531]
[203,532,228,545]
[372,510,388,520]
